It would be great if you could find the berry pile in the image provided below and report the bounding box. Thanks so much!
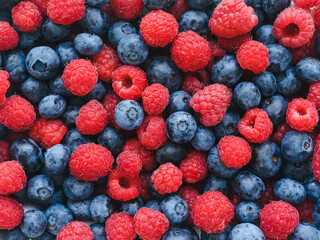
[0,0,320,239]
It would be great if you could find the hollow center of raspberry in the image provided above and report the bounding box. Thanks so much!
[32,60,47,73]
[248,118,256,128]
[284,23,299,36]
[297,107,307,116]
[119,177,130,188]
[123,76,133,88]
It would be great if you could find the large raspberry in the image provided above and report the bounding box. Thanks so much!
[12,1,42,32]
[116,150,142,176]
[102,93,122,129]
[0,196,23,229]
[0,70,10,106]
[0,21,19,51]
[109,0,144,21]
[142,84,170,115]
[0,161,26,195]
[105,213,137,240]
[57,221,93,240]
[307,82,320,110]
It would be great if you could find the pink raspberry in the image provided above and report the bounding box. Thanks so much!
[0,196,23,230]
[271,123,292,145]
[0,70,10,106]
[109,0,144,21]
[182,70,210,96]
[105,213,137,240]
[0,161,26,195]
[116,151,142,176]
[206,41,227,71]
[307,81,320,110]
[316,5,320,27]
[57,221,93,240]
[168,0,190,20]
[0,140,10,163]
[178,185,200,225]
[30,0,49,16]
[12,1,42,32]
[218,33,252,52]
[293,0,318,7]
[142,84,170,115]
[102,93,122,129]
[0,21,19,51]
[312,135,320,182]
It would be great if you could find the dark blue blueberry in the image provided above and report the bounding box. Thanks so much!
[149,178,172,200]
[191,125,215,152]
[62,128,90,152]
[201,225,231,240]
[83,81,107,101]
[117,34,149,66]
[12,183,28,204]
[49,76,71,99]
[168,91,191,114]
[181,227,199,240]
[244,0,262,8]
[90,195,115,223]
[120,197,144,216]
[156,140,186,165]
[0,9,11,23]
[38,94,67,119]
[288,223,320,240]
[204,175,229,195]
[0,0,22,9]
[281,130,313,164]
[0,123,7,138]
[68,96,86,106]
[20,210,47,238]
[42,167,67,187]
[296,57,320,83]
[207,145,238,178]
[4,48,27,84]
[160,195,188,226]
[90,223,107,240]
[213,111,240,139]
[26,46,61,80]
[211,55,243,87]
[114,100,144,130]
[0,53,2,67]
[27,174,55,203]
[179,10,209,35]
[143,0,177,11]
[274,178,306,205]
[267,43,292,74]
[249,140,282,179]
[165,111,197,143]
[304,177,320,202]
[234,81,261,111]
[145,200,161,211]
[146,56,183,93]
[79,6,110,35]
[261,0,291,17]
[314,199,320,226]
[232,171,265,201]
[236,202,261,223]
[3,228,26,240]
[63,175,95,201]
[260,94,288,127]
[45,188,67,206]
[67,199,92,221]
[98,127,124,156]
[33,231,55,240]
[74,33,103,56]
[16,28,42,51]
[10,138,43,173]
[316,32,320,55]
[252,8,266,32]
[20,76,50,104]
[44,144,71,175]
[56,42,79,65]
[228,223,265,240]
[86,0,109,7]
[108,21,137,48]
[254,25,276,45]
[163,228,194,240]
[41,18,70,42]
[275,67,302,96]
[252,71,277,97]
[282,160,312,182]
[44,203,73,235]
[62,106,80,128]
[185,0,212,9]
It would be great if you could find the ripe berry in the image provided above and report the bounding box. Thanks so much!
[105,213,137,240]
[0,161,26,195]
[57,221,93,240]
[12,1,42,32]
[109,0,144,20]
[0,70,10,105]
[0,196,23,229]
[0,21,19,51]
[117,151,142,176]
[142,83,170,115]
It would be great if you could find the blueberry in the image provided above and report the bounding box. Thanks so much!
[90,223,107,240]
[0,123,8,138]
[11,138,43,173]
[143,0,177,11]
[163,228,195,240]
[61,105,80,128]
[288,223,320,240]
[12,184,28,204]
[267,43,292,74]
[16,28,42,51]
[0,53,2,67]
[4,48,27,84]
[67,199,92,221]
[275,67,302,96]
[28,174,55,203]
[114,100,144,130]
[41,18,70,42]
[160,195,188,226]
[38,94,67,119]
[62,128,90,152]
[44,144,71,175]
[201,224,231,240]
[282,161,312,182]
[145,200,161,211]
[26,46,61,80]
[204,175,229,196]
[42,166,68,187]
[0,9,11,23]
[274,178,306,205]
[98,127,125,156]
[20,210,47,238]
[260,94,288,127]
[244,0,262,9]
[79,6,110,35]
[20,76,50,104]
[86,0,109,7]
[0,0,22,9]
[211,55,243,87]
[316,32,320,55]
[108,21,137,48]
[49,76,71,99]
[296,57,320,83]
[236,202,261,223]
[234,81,261,111]
[228,223,265,240]
[33,231,55,240]
[156,140,186,165]
[261,0,291,17]
[213,111,240,139]
[63,175,95,201]
[181,227,199,240]
[56,42,79,65]
[83,81,107,101]
[191,125,215,152]
[90,195,115,223]
[74,33,103,56]
[232,171,265,201]
[254,25,276,45]
[179,11,209,35]
[168,91,191,114]
[45,188,67,206]
[185,0,212,9]
[120,197,144,216]
[252,71,277,97]
[3,228,26,240]
[44,203,73,235]
[68,96,86,106]
[304,177,320,202]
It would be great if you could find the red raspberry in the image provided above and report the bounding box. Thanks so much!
[142,84,170,115]
[57,221,93,240]
[271,123,291,145]
[179,150,208,183]
[102,93,122,129]
[182,74,205,96]
[101,3,118,25]
[168,0,190,20]
[109,0,144,21]
[123,138,156,171]
[69,143,114,181]
[12,1,42,32]
[105,213,136,240]
[5,131,28,144]
[218,33,252,53]
[137,115,167,150]
[30,0,49,16]
[29,118,68,149]
[116,150,142,176]
[209,0,258,38]
[256,179,277,207]
[238,108,273,143]
[0,161,26,195]
[0,140,10,163]
[107,168,141,201]
[112,66,148,100]
[151,163,183,195]
[218,136,252,169]
[296,199,315,223]
[47,0,85,25]
[178,185,200,225]
[316,5,320,27]
[293,0,318,7]
[62,59,98,96]
[140,172,152,202]
[0,70,10,105]
[260,201,299,239]
[134,207,169,240]
[189,84,231,127]
[0,21,19,51]
[307,81,320,110]
[0,196,23,230]
[91,45,120,83]
[286,98,318,132]
[76,100,108,135]
[171,31,211,72]
[206,41,227,71]
[312,135,320,181]
[140,10,178,48]
[0,95,35,132]
[192,191,234,233]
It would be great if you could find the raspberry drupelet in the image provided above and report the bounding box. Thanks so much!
[0,196,24,230]
[105,213,137,240]
[142,84,170,115]
[57,221,94,240]
[116,150,142,176]
[0,21,19,51]
[12,1,42,32]
[0,70,10,106]
[0,161,26,195]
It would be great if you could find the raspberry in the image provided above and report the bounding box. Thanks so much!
[30,0,49,16]
[238,108,273,143]
[0,161,26,195]
[293,0,318,8]
[206,41,227,71]
[76,100,108,135]
[271,123,291,145]
[140,172,152,202]
[256,179,277,207]
[259,201,299,239]
[142,84,170,115]
[69,143,114,181]
[101,3,118,25]
[296,199,315,222]
[178,185,200,225]
[0,140,10,163]
[0,21,19,51]
[107,168,141,201]
[181,74,206,96]
[218,136,252,169]
[0,196,23,230]
[112,66,148,100]
[91,44,120,83]
[209,0,258,38]
[140,10,178,48]
[105,213,137,240]
[171,31,211,72]
[189,84,231,127]
[192,191,234,233]
[179,150,208,183]
[28,118,68,149]
[57,221,93,240]
[12,1,42,32]
[116,150,142,176]
[312,135,320,181]
[168,0,190,20]
[316,5,320,27]
[307,82,320,110]
[286,98,318,132]
[62,59,98,96]
[0,95,36,132]
[0,70,10,105]
[218,33,252,53]
[151,163,183,195]
[102,93,122,129]
[134,207,169,240]
[5,131,28,144]
[47,0,85,25]
[109,0,144,21]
